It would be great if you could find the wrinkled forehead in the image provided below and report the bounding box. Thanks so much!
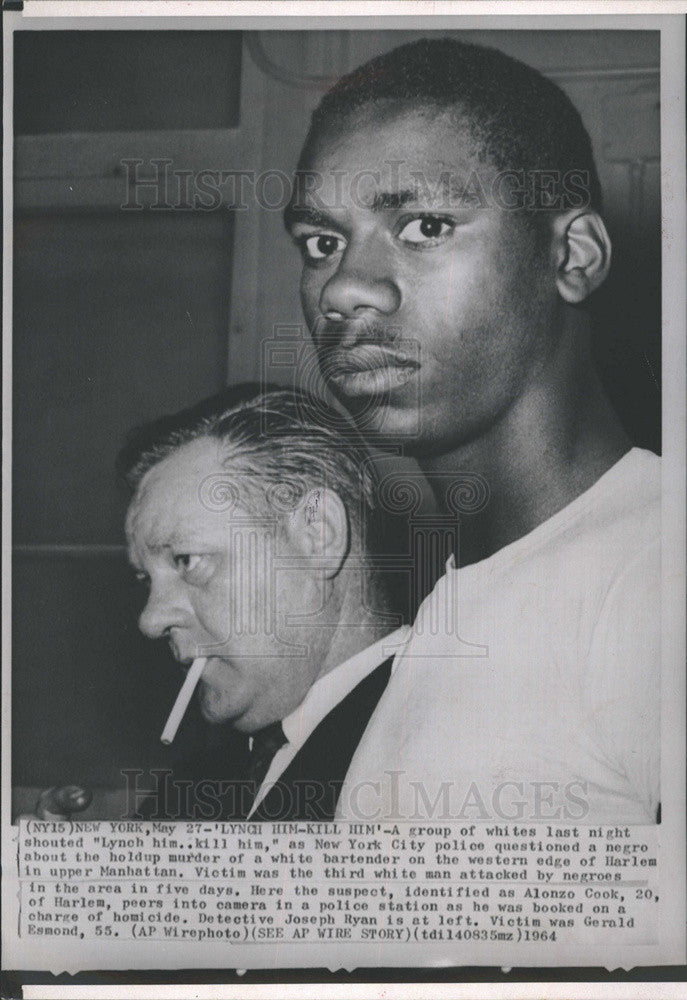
[125,439,225,549]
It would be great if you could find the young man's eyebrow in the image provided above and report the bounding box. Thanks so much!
[369,189,422,212]
[284,192,419,231]
[373,176,479,210]
[284,182,456,231]
[283,204,341,231]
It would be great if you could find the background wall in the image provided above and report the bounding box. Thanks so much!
[12,29,661,811]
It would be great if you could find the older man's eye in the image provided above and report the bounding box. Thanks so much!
[173,554,204,577]
[301,233,346,261]
[397,215,455,245]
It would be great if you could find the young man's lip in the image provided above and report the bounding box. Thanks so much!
[323,347,420,376]
[329,364,419,397]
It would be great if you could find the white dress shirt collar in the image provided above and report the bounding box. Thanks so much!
[248,625,411,816]
[281,625,411,751]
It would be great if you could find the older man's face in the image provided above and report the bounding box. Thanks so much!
[288,103,555,455]
[125,438,324,733]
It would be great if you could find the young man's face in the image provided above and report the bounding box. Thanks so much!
[126,438,326,734]
[288,103,557,456]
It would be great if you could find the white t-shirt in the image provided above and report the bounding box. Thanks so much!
[338,448,661,825]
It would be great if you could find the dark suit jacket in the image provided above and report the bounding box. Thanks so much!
[252,656,393,820]
[134,656,393,822]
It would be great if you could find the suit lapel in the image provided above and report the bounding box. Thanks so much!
[252,656,394,821]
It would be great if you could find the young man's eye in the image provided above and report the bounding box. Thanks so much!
[299,233,346,261]
[397,215,455,245]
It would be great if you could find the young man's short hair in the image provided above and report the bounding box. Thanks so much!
[300,36,602,219]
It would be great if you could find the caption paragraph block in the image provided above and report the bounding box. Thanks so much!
[17,820,659,948]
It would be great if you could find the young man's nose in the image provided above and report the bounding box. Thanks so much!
[138,580,188,641]
[319,245,401,321]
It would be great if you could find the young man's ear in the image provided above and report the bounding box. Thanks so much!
[552,210,612,304]
[286,487,350,578]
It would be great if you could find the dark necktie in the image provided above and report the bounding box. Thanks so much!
[246,721,287,800]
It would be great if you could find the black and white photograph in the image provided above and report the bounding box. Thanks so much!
[2,2,685,995]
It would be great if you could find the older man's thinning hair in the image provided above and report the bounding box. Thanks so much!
[119,385,404,619]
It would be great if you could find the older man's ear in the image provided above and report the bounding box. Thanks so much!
[286,487,350,578]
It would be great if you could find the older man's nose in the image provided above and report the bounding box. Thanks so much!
[138,582,186,640]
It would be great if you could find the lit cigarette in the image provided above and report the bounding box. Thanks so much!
[160,657,207,745]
